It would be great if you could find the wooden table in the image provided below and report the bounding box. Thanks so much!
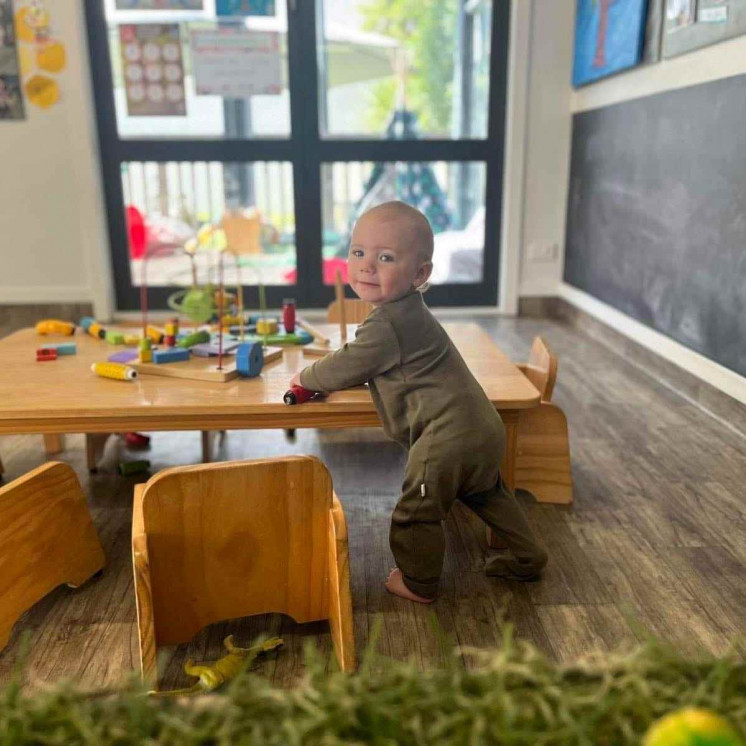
[0,323,540,491]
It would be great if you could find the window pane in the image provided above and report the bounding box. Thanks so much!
[105,0,290,139]
[321,161,486,285]
[318,0,492,139]
[122,161,296,287]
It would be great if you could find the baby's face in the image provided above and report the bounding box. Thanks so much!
[347,214,431,305]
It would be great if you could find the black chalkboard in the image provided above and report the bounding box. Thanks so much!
[564,75,746,378]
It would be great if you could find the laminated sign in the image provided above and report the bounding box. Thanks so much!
[120,23,186,116]
[191,28,281,98]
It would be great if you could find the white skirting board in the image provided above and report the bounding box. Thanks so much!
[559,283,746,406]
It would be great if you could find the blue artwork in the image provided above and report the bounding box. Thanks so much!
[573,0,649,87]
[216,0,275,16]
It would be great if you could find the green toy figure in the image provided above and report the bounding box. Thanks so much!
[150,635,284,697]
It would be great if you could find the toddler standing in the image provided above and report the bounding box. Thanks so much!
[290,201,547,602]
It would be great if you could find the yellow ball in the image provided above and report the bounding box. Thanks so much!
[643,708,744,746]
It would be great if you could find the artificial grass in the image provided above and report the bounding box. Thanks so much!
[1,626,744,745]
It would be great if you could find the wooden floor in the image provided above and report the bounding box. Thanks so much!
[1,315,745,690]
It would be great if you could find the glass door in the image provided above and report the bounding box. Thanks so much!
[86,0,507,310]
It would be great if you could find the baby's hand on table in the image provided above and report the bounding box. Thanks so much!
[289,371,303,389]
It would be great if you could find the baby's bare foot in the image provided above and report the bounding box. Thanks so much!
[384,568,435,604]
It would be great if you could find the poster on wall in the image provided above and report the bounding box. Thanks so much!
[216,0,276,17]
[119,24,186,116]
[190,28,281,97]
[115,1,204,9]
[663,0,746,57]
[0,0,24,119]
[572,0,649,87]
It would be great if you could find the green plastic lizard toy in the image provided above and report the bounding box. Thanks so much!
[150,635,284,697]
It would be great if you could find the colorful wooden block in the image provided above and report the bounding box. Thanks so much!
[106,331,126,345]
[36,348,57,362]
[153,348,190,364]
[177,330,211,349]
[146,326,164,344]
[108,349,139,364]
[256,318,279,335]
[235,342,263,378]
[40,343,76,355]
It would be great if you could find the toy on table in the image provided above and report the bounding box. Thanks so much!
[138,338,152,363]
[39,342,76,355]
[91,362,138,381]
[36,348,57,362]
[81,317,106,341]
[164,318,179,347]
[153,348,189,364]
[146,326,164,345]
[282,298,296,333]
[110,349,139,364]
[283,385,316,405]
[303,269,350,358]
[177,329,210,349]
[256,318,278,335]
[119,460,150,476]
[35,319,75,336]
[150,635,283,697]
[105,330,125,345]
[235,342,264,378]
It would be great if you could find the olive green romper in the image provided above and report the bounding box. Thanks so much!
[300,291,547,598]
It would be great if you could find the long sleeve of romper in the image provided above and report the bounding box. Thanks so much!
[299,315,400,393]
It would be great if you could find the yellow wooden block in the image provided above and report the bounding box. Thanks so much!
[256,318,278,335]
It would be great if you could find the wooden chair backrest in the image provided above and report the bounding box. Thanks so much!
[0,462,104,651]
[327,299,374,324]
[520,336,558,402]
[139,456,333,647]
[220,209,262,255]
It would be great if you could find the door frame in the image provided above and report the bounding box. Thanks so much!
[84,0,510,311]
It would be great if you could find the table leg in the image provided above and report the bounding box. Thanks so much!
[487,410,519,549]
[201,431,212,463]
[43,433,64,455]
[86,433,111,473]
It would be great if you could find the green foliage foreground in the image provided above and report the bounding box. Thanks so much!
[1,627,745,745]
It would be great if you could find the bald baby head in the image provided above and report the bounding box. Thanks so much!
[359,201,434,263]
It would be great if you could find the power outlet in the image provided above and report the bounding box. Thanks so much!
[527,242,558,262]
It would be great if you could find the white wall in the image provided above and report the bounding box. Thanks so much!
[0,1,112,318]
[517,0,575,298]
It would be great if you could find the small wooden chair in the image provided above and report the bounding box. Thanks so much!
[515,337,573,505]
[0,462,105,652]
[132,455,355,686]
[327,298,374,324]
